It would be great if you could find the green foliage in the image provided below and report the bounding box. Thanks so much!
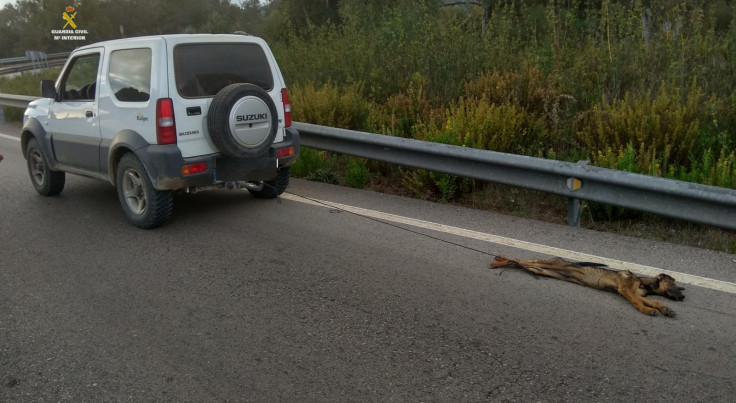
[366,73,432,137]
[415,98,549,154]
[401,168,471,203]
[344,158,370,189]
[0,68,61,95]
[0,68,60,120]
[3,0,736,220]
[593,143,736,188]
[290,148,326,178]
[578,80,703,169]
[304,169,341,185]
[289,81,371,129]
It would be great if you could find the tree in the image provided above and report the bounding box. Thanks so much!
[264,0,339,38]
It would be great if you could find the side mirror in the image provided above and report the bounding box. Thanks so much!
[41,80,57,99]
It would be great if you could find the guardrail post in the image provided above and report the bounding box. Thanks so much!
[567,196,581,227]
[0,106,5,125]
[566,161,589,228]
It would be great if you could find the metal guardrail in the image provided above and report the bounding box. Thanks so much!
[1,93,735,230]
[0,94,37,109]
[0,52,70,65]
[295,122,736,230]
[0,52,69,75]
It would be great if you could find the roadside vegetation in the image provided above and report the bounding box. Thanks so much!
[1,0,735,251]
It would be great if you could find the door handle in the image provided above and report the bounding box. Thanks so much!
[86,110,94,118]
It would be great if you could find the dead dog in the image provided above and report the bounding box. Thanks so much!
[490,256,685,317]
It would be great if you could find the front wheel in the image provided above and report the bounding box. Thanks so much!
[249,167,290,199]
[116,153,173,229]
[26,138,65,196]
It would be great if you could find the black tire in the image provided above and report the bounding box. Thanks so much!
[116,153,173,229]
[25,138,65,196]
[207,83,278,158]
[249,166,290,199]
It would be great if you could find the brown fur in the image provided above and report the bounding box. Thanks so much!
[490,256,685,317]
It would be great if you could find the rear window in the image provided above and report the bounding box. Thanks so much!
[174,43,274,98]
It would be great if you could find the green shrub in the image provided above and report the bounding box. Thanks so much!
[344,157,370,189]
[414,96,550,155]
[366,73,432,137]
[578,80,703,169]
[0,68,60,122]
[289,81,371,129]
[291,148,329,178]
[593,143,736,189]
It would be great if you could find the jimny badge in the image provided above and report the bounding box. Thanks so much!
[51,6,88,41]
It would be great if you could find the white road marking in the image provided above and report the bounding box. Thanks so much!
[282,193,736,294]
[4,130,732,294]
[0,132,20,141]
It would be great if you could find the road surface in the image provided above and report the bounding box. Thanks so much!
[2,125,736,401]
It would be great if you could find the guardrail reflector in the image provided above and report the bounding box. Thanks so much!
[567,178,582,191]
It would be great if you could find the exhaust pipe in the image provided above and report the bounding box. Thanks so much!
[237,181,264,192]
[186,180,264,193]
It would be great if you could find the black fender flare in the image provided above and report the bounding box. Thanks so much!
[106,129,151,185]
[106,129,186,190]
[21,117,59,169]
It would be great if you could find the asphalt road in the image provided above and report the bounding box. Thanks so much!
[2,126,736,401]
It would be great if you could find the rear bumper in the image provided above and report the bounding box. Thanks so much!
[142,127,300,190]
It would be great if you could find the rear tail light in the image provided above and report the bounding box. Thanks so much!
[281,88,292,128]
[276,146,295,159]
[181,162,207,176]
[156,98,177,145]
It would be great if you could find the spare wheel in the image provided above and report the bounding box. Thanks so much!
[207,83,278,158]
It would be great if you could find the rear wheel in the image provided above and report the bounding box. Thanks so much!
[26,138,65,196]
[116,153,173,229]
[249,167,290,199]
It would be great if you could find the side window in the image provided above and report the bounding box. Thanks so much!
[60,53,100,101]
[108,48,152,102]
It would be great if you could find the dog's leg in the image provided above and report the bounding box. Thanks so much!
[638,296,675,317]
[618,286,660,315]
[616,273,675,317]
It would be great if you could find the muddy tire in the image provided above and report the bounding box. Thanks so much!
[26,138,65,196]
[116,153,173,229]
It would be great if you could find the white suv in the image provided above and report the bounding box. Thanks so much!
[21,33,299,228]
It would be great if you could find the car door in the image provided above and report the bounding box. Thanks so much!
[48,49,102,171]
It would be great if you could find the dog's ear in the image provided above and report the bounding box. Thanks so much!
[654,273,686,301]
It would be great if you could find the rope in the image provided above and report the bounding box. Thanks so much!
[281,190,499,258]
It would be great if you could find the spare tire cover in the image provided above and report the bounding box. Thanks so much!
[207,83,278,158]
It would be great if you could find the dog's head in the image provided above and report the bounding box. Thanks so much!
[643,273,685,300]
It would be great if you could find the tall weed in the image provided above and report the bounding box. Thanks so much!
[577,80,703,168]
[289,81,371,129]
